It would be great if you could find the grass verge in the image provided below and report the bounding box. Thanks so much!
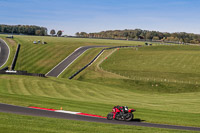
[0,112,198,133]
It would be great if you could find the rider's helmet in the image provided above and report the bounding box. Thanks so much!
[124,106,128,112]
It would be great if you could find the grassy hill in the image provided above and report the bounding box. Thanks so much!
[0,35,199,132]
[101,45,200,85]
[63,43,200,126]
[0,35,144,73]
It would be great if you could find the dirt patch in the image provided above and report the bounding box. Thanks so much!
[5,38,17,46]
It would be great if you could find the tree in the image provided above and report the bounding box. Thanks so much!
[123,32,129,39]
[57,30,62,37]
[0,24,47,36]
[75,32,80,36]
[35,30,41,36]
[50,29,56,36]
[152,36,159,40]
[79,32,87,37]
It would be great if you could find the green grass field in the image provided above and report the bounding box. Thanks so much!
[0,35,199,132]
[1,112,197,133]
[0,35,144,73]
[0,75,199,127]
[101,45,200,85]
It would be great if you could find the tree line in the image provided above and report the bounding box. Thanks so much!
[76,29,200,44]
[0,24,47,36]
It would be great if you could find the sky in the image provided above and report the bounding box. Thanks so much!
[0,0,200,35]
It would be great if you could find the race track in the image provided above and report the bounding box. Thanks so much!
[1,42,199,131]
[0,39,10,68]
[46,46,106,77]
[0,103,199,131]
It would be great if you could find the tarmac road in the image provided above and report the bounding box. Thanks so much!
[0,39,10,68]
[0,103,199,131]
[46,46,106,77]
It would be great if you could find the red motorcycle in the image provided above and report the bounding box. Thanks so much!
[107,106,136,121]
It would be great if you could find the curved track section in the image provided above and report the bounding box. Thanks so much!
[46,46,106,77]
[0,39,10,68]
[0,103,199,131]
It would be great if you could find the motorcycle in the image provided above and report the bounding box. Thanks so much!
[107,106,136,121]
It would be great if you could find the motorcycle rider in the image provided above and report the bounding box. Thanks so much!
[112,105,120,119]
[107,105,135,121]
[113,105,127,119]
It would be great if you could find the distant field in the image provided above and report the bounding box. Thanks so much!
[101,45,200,85]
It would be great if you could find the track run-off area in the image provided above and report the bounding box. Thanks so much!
[0,103,200,131]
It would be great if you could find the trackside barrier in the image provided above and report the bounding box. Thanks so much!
[0,42,45,77]
[0,66,8,71]
[69,46,138,79]
[11,44,20,70]
[69,36,190,45]
[0,70,45,77]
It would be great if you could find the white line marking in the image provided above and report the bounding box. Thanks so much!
[46,46,107,77]
[5,70,17,73]
[88,50,105,67]
[57,46,107,77]
[45,46,83,76]
[0,39,10,68]
[55,110,80,114]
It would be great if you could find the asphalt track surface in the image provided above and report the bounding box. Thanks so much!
[46,46,106,77]
[0,39,10,68]
[0,103,199,131]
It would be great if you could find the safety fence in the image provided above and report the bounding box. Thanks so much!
[0,66,8,71]
[11,44,20,70]
[0,70,45,77]
[0,40,46,78]
[69,45,139,79]
[68,36,195,45]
